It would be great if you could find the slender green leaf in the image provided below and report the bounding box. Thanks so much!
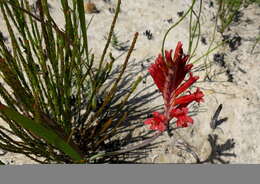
[0,104,83,162]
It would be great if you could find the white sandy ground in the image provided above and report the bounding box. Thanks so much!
[0,0,260,164]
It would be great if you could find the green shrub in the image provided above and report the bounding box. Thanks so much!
[0,0,140,164]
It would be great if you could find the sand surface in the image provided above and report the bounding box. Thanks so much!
[0,0,260,164]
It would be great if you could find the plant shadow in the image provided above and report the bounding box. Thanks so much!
[71,53,166,163]
[100,57,165,163]
[200,134,236,164]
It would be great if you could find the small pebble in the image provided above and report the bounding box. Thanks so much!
[166,18,173,24]
[177,11,184,17]
[201,36,207,45]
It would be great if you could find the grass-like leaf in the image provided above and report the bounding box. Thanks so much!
[0,103,83,162]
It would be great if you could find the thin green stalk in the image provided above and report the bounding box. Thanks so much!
[84,32,139,131]
[188,0,202,62]
[161,0,196,58]
[204,2,221,78]
[91,76,142,141]
[77,0,90,63]
[98,0,121,69]
[192,42,224,64]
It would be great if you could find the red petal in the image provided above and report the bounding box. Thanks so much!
[194,88,204,103]
[144,112,167,131]
[173,42,183,62]
[144,118,153,125]
[165,49,173,66]
[171,107,194,128]
[174,88,204,106]
[174,73,199,97]
[171,107,188,117]
[148,54,167,93]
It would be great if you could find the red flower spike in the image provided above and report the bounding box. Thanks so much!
[145,42,204,131]
[144,112,167,131]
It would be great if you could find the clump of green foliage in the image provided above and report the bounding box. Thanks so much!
[0,0,141,164]
[216,0,243,34]
[216,0,260,34]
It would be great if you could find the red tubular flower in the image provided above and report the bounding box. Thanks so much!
[144,112,167,131]
[145,41,204,131]
[174,87,204,107]
[170,107,193,127]
[174,73,199,97]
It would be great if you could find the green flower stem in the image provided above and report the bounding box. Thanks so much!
[161,0,196,59]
